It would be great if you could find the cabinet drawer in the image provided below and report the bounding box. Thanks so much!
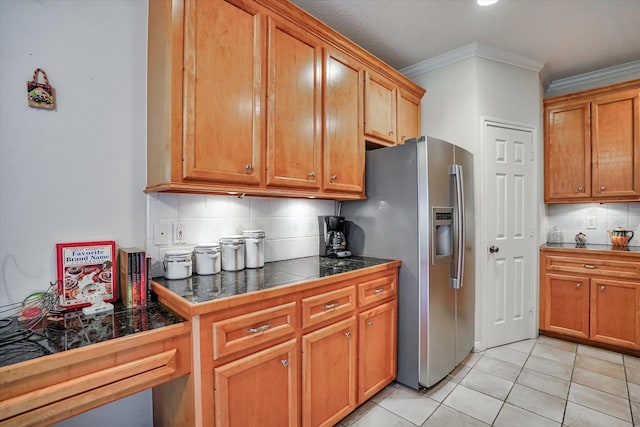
[544,255,640,280]
[358,274,397,308]
[302,286,356,329]
[212,302,297,360]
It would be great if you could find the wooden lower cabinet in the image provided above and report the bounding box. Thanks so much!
[539,248,640,351]
[302,317,357,427]
[590,278,640,349]
[214,339,298,427]
[358,300,397,403]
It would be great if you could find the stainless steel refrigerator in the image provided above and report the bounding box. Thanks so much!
[342,136,474,389]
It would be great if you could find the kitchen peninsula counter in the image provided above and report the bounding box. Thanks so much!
[152,256,401,317]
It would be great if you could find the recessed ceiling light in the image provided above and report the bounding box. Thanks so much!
[478,0,499,5]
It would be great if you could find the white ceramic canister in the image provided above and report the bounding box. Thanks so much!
[220,235,245,271]
[193,243,221,275]
[242,230,265,268]
[163,250,193,280]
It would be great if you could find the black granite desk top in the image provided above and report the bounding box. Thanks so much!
[541,242,640,254]
[0,302,186,368]
[153,256,395,304]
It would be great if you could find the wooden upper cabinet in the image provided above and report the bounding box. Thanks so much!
[183,0,265,185]
[364,70,398,146]
[544,101,591,201]
[323,49,365,194]
[591,89,640,198]
[266,17,322,189]
[544,79,640,203]
[397,89,421,144]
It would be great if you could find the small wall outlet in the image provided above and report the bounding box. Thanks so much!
[154,222,171,245]
[586,216,597,229]
[174,222,186,244]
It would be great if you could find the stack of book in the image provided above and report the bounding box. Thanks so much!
[118,247,151,307]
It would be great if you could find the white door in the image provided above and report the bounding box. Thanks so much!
[484,123,536,348]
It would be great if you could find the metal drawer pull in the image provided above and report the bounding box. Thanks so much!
[373,287,385,294]
[583,264,598,269]
[281,359,289,367]
[246,322,271,334]
[576,283,581,288]
[323,302,339,310]
[367,321,374,327]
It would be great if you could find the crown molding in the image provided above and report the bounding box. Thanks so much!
[545,59,640,94]
[400,42,544,79]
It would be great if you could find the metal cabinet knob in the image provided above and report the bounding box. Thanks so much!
[576,283,581,288]
[600,186,606,191]
[389,130,394,135]
[281,359,289,367]
[489,245,499,254]
[308,171,315,177]
[578,186,583,192]
[344,331,351,338]
[366,321,374,327]
[245,164,253,171]
[331,175,338,181]
[600,286,606,291]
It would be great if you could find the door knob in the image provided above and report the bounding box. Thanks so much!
[489,245,499,254]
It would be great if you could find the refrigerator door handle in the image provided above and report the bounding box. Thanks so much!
[449,164,465,289]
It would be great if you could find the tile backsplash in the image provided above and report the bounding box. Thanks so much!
[545,202,640,245]
[146,193,337,277]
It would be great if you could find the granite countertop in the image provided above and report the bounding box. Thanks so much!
[153,255,396,304]
[541,242,640,254]
[0,302,186,368]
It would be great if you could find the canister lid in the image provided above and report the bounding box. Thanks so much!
[164,249,192,261]
[220,235,245,244]
[194,242,220,251]
[242,230,265,238]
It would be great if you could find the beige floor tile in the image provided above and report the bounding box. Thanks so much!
[421,404,490,427]
[628,381,640,402]
[485,346,529,366]
[503,338,537,354]
[631,400,640,425]
[448,364,471,383]
[574,354,626,380]
[473,355,522,382]
[424,377,457,403]
[378,386,440,426]
[460,351,484,368]
[563,401,632,427]
[626,365,640,385]
[532,342,576,365]
[337,400,375,426]
[524,354,573,381]
[350,405,416,427]
[442,385,503,424]
[577,344,623,364]
[537,335,578,352]
[460,368,514,400]
[623,354,640,370]
[506,383,566,422]
[571,367,628,398]
[493,403,561,427]
[517,368,570,399]
[568,382,631,422]
[369,383,397,403]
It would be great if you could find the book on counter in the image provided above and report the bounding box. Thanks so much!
[56,241,117,310]
[118,247,150,308]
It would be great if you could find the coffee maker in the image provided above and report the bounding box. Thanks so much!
[320,216,351,258]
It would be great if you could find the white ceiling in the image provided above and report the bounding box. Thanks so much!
[291,0,640,87]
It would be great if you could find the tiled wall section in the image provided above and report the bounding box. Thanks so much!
[146,193,337,277]
[545,202,640,245]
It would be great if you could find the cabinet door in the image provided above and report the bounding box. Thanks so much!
[214,339,298,427]
[302,317,357,427]
[323,50,365,193]
[397,89,421,144]
[541,273,590,338]
[591,89,640,198]
[266,17,322,189]
[544,101,591,201]
[590,279,640,349]
[358,301,396,404]
[183,0,264,185]
[364,70,397,146]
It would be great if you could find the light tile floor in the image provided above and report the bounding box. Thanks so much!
[336,336,640,426]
